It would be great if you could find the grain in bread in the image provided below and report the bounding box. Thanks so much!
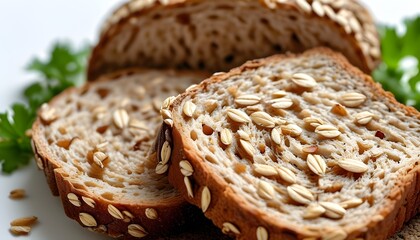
[88,0,380,80]
[31,69,210,239]
[164,48,420,240]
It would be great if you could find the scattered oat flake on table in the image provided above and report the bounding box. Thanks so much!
[9,189,26,199]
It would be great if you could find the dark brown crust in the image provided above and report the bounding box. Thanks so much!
[87,0,380,81]
[30,68,212,239]
[167,48,419,240]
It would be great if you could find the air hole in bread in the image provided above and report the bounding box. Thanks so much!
[96,125,108,134]
[176,13,190,25]
[72,182,87,191]
[190,130,198,140]
[96,88,110,99]
[202,124,214,135]
[101,192,114,201]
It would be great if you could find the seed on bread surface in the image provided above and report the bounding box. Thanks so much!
[145,208,158,219]
[319,202,346,219]
[201,186,211,213]
[306,154,327,176]
[179,160,194,176]
[222,222,240,235]
[227,108,251,123]
[220,128,233,145]
[79,213,97,227]
[256,226,268,240]
[287,184,314,205]
[184,176,194,198]
[160,141,171,165]
[108,204,124,219]
[183,100,196,117]
[82,196,96,208]
[235,94,261,106]
[128,224,148,238]
[315,124,341,138]
[338,159,368,173]
[340,92,366,107]
[67,193,81,207]
[291,73,317,88]
[113,109,129,129]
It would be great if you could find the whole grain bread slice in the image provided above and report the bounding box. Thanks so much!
[88,0,380,80]
[30,69,217,239]
[162,48,420,240]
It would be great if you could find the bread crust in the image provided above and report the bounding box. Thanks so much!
[88,0,380,80]
[166,48,419,239]
[31,68,211,239]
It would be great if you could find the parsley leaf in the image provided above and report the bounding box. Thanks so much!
[373,16,420,110]
[0,42,90,174]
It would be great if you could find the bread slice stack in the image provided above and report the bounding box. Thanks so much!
[31,0,420,239]
[162,48,420,239]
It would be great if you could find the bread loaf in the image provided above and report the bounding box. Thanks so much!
[163,48,419,240]
[31,69,212,239]
[88,0,380,80]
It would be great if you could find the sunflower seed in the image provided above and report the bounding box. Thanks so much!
[160,141,171,165]
[319,202,346,219]
[179,160,194,176]
[257,180,275,199]
[113,109,129,129]
[296,0,312,13]
[220,128,233,145]
[235,94,261,106]
[183,100,196,117]
[164,118,173,127]
[240,139,255,156]
[93,152,108,168]
[281,124,302,137]
[254,164,278,176]
[271,98,293,109]
[184,176,194,198]
[312,1,325,17]
[129,119,148,130]
[315,125,340,138]
[302,145,318,153]
[250,111,275,128]
[40,105,58,124]
[227,109,251,123]
[79,213,97,227]
[9,189,26,200]
[341,92,366,107]
[348,17,361,33]
[340,198,363,209]
[287,184,314,205]
[155,163,168,174]
[331,104,348,116]
[201,186,211,213]
[160,109,172,120]
[82,196,95,208]
[354,111,374,125]
[128,224,148,238]
[108,204,124,219]
[222,222,240,235]
[291,73,317,88]
[323,5,336,20]
[307,154,327,176]
[338,159,368,173]
[272,90,287,98]
[256,226,268,240]
[145,208,158,219]
[67,193,81,207]
[277,166,297,184]
[323,229,348,240]
[95,141,109,151]
[237,130,251,141]
[161,96,175,109]
[304,117,324,128]
[303,203,326,219]
[10,226,31,235]
[271,128,282,145]
[10,216,38,226]
[186,84,197,92]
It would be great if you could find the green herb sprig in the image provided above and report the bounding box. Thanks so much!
[0,42,89,173]
[373,16,420,110]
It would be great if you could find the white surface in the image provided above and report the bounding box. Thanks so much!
[0,1,419,239]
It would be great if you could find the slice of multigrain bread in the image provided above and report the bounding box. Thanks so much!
[31,69,215,239]
[87,0,380,80]
[161,48,420,240]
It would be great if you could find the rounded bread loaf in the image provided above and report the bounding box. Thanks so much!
[162,48,420,240]
[88,0,380,80]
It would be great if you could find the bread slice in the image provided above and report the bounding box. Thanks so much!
[31,69,212,239]
[87,0,380,80]
[163,48,420,240]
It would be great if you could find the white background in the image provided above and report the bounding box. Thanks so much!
[0,1,419,239]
